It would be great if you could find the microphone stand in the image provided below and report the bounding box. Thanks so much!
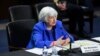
[58,42,72,55]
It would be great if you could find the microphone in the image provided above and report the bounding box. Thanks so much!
[58,42,74,55]
[69,42,73,53]
[58,33,74,55]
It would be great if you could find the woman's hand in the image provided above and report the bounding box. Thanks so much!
[50,36,67,46]
[50,36,70,46]
[50,36,64,46]
[61,37,70,46]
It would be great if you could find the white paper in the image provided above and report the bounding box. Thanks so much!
[62,40,99,49]
[92,37,100,41]
[62,43,80,49]
[74,40,99,46]
[25,48,43,55]
[25,47,62,55]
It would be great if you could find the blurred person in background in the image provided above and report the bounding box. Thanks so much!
[55,0,85,38]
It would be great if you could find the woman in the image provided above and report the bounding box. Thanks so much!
[27,6,74,48]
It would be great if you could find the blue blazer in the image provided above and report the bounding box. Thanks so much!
[27,20,74,48]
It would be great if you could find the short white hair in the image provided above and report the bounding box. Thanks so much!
[38,6,58,22]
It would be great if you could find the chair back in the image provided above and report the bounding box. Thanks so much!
[34,2,57,20]
[9,5,33,22]
[6,20,36,51]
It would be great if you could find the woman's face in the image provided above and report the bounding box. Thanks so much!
[46,16,57,27]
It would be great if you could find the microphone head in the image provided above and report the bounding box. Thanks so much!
[58,49,70,55]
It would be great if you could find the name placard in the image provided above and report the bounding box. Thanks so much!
[81,45,100,53]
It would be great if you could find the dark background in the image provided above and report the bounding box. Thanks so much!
[0,0,100,19]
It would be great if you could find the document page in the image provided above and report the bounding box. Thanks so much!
[25,47,62,55]
[63,39,100,49]
[74,40,100,46]
[92,37,100,41]
[26,48,43,55]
